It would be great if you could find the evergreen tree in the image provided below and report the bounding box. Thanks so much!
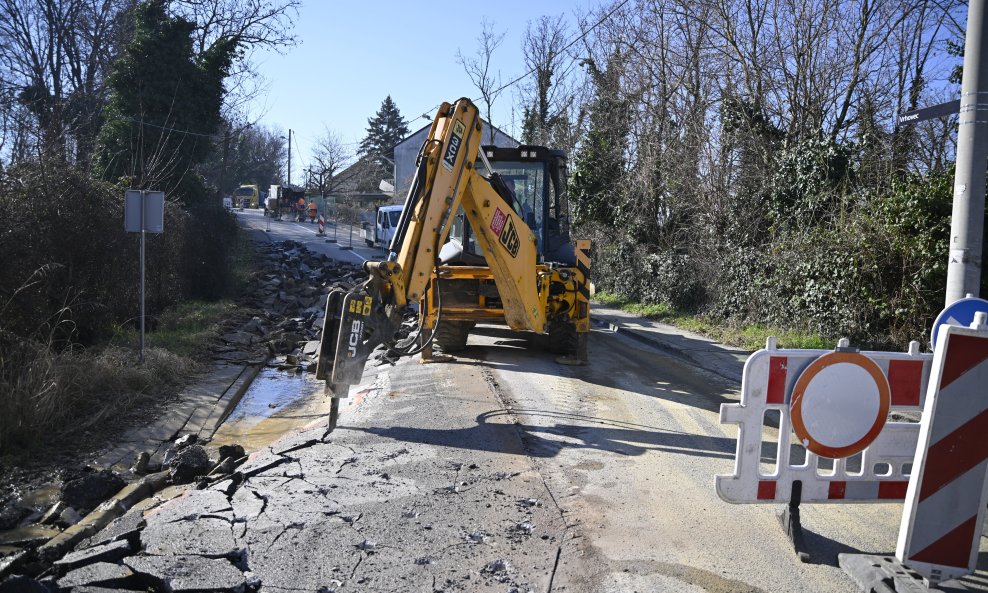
[359,95,409,182]
[570,52,628,227]
[94,0,238,204]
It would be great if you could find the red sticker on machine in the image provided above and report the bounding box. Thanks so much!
[490,208,507,235]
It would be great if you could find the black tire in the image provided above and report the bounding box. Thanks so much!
[546,318,578,354]
[433,321,473,353]
[365,239,374,247]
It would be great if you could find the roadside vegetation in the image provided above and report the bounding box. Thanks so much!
[593,291,831,351]
[560,3,965,353]
[0,0,293,456]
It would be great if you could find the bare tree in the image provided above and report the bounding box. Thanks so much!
[308,128,355,196]
[172,0,299,116]
[0,0,128,165]
[457,18,506,144]
[518,14,583,150]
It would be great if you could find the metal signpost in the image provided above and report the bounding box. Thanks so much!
[945,0,988,305]
[124,190,165,364]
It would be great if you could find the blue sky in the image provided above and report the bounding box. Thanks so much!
[249,0,596,180]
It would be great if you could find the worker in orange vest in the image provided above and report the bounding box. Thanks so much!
[308,200,317,223]
[296,197,305,222]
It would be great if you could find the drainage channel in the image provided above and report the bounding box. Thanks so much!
[210,367,332,451]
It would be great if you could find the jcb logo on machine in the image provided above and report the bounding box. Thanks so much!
[499,217,520,258]
[346,319,363,358]
[442,121,466,172]
[348,296,373,316]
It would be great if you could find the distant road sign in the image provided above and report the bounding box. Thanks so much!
[897,99,959,126]
[931,296,988,348]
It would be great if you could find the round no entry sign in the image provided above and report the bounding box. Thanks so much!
[789,352,891,459]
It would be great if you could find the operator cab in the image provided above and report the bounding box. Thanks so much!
[442,145,575,266]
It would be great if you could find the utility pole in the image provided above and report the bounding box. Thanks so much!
[946,0,988,305]
[287,128,293,186]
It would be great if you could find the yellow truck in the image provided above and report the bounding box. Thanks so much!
[234,184,260,209]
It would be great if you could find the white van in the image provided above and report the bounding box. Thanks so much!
[361,205,403,248]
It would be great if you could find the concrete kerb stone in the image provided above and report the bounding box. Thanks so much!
[203,361,266,437]
[590,305,748,384]
[37,471,170,563]
[93,362,266,472]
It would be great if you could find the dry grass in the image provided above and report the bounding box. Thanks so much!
[0,337,199,454]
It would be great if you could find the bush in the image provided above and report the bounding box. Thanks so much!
[0,160,240,345]
[0,328,194,453]
[588,165,958,350]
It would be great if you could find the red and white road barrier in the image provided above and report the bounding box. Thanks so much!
[896,317,988,585]
[317,214,325,235]
[717,338,933,504]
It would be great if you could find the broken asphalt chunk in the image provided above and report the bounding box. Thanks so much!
[0,575,48,593]
[78,510,145,550]
[218,443,246,462]
[515,521,535,534]
[60,468,125,511]
[483,558,512,574]
[173,434,198,450]
[54,539,132,574]
[168,445,211,484]
[56,561,136,590]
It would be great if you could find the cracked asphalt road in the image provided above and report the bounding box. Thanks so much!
[55,213,987,592]
[63,328,988,593]
[69,323,988,592]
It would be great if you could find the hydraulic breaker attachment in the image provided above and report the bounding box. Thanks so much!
[316,272,403,399]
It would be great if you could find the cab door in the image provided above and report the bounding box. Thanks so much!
[376,210,386,244]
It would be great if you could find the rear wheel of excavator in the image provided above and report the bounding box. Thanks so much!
[545,317,577,355]
[433,321,473,353]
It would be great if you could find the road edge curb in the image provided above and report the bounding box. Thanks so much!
[592,317,745,384]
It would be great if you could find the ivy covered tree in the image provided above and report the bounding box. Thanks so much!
[358,95,409,184]
[94,0,238,204]
[569,52,627,228]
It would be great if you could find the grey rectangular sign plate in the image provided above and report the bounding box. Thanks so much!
[124,190,165,233]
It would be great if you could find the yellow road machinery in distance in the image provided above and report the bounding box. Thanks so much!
[234,184,260,209]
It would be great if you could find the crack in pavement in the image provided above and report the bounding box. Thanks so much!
[349,552,365,581]
[268,521,304,549]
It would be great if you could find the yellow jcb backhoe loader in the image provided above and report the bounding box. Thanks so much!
[316,98,591,427]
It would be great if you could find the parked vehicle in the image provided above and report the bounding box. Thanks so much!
[361,204,403,248]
